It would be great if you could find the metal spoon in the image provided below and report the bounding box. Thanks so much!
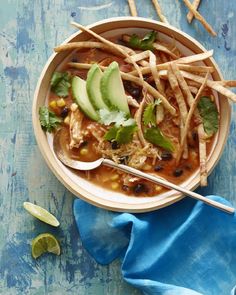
[53,129,235,214]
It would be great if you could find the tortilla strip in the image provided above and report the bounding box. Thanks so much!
[129,50,214,75]
[149,51,165,124]
[180,71,236,102]
[168,64,188,122]
[187,0,201,23]
[125,51,150,66]
[70,22,144,81]
[176,72,209,163]
[68,62,176,115]
[153,43,178,59]
[212,80,236,87]
[54,41,124,56]
[128,0,138,17]
[171,63,202,124]
[159,69,236,102]
[168,64,189,158]
[151,0,169,24]
[198,124,208,186]
[182,0,217,37]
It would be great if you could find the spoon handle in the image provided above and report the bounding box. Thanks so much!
[103,159,235,214]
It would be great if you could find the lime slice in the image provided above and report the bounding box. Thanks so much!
[23,202,60,227]
[32,233,61,259]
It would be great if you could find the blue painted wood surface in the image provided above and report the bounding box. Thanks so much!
[0,1,236,294]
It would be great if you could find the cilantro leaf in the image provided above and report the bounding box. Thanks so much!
[99,109,135,127]
[197,96,219,136]
[143,99,162,126]
[39,106,62,133]
[144,127,174,152]
[143,103,156,126]
[104,124,137,145]
[50,72,71,97]
[128,31,157,51]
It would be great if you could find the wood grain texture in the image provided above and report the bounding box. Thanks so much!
[0,0,235,294]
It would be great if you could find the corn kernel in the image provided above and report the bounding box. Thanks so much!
[56,98,66,107]
[80,148,88,156]
[49,100,57,109]
[111,182,119,190]
[71,103,78,112]
[143,164,152,171]
[64,116,70,125]
[155,185,162,192]
[111,174,119,181]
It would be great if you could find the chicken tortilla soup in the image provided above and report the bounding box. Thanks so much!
[39,25,223,197]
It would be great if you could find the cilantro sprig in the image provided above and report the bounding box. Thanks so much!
[144,127,174,152]
[39,106,62,133]
[128,31,157,51]
[197,96,219,136]
[50,72,71,97]
[143,99,161,126]
[99,109,137,145]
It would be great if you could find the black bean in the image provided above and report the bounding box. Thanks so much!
[154,165,164,172]
[111,141,119,150]
[80,141,88,147]
[123,81,142,100]
[122,185,129,191]
[173,168,183,177]
[161,151,173,161]
[133,183,149,194]
[71,57,78,62]
[61,107,69,118]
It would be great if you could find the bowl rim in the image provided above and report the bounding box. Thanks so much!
[32,16,231,212]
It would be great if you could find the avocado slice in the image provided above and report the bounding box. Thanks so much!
[100,61,130,115]
[71,76,99,121]
[86,64,109,111]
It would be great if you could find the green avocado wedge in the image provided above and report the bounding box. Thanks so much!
[71,76,99,121]
[86,64,109,111]
[100,61,130,116]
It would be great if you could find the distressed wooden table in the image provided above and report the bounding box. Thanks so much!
[0,1,236,294]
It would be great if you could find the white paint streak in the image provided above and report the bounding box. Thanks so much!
[78,2,112,11]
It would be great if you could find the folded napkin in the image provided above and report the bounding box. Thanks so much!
[73,196,236,295]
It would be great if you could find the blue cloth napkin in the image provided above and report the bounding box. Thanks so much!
[73,196,236,295]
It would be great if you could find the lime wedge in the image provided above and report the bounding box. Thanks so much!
[23,202,60,227]
[32,233,61,259]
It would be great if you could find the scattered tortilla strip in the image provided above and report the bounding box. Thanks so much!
[153,43,178,59]
[176,72,209,163]
[129,50,214,75]
[189,86,198,94]
[149,51,165,124]
[182,0,217,37]
[125,51,150,66]
[180,71,236,102]
[187,0,201,23]
[171,63,202,124]
[198,123,208,186]
[149,51,165,94]
[70,21,144,81]
[128,0,138,17]
[159,69,236,102]
[212,80,236,88]
[151,0,169,24]
[168,64,188,122]
[159,52,169,63]
[54,41,124,56]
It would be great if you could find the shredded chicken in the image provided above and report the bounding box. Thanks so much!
[69,107,84,149]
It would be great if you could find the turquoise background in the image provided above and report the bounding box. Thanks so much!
[0,1,235,294]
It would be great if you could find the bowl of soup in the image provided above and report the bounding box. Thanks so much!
[32,17,231,212]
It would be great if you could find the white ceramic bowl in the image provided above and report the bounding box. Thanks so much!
[32,17,231,212]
